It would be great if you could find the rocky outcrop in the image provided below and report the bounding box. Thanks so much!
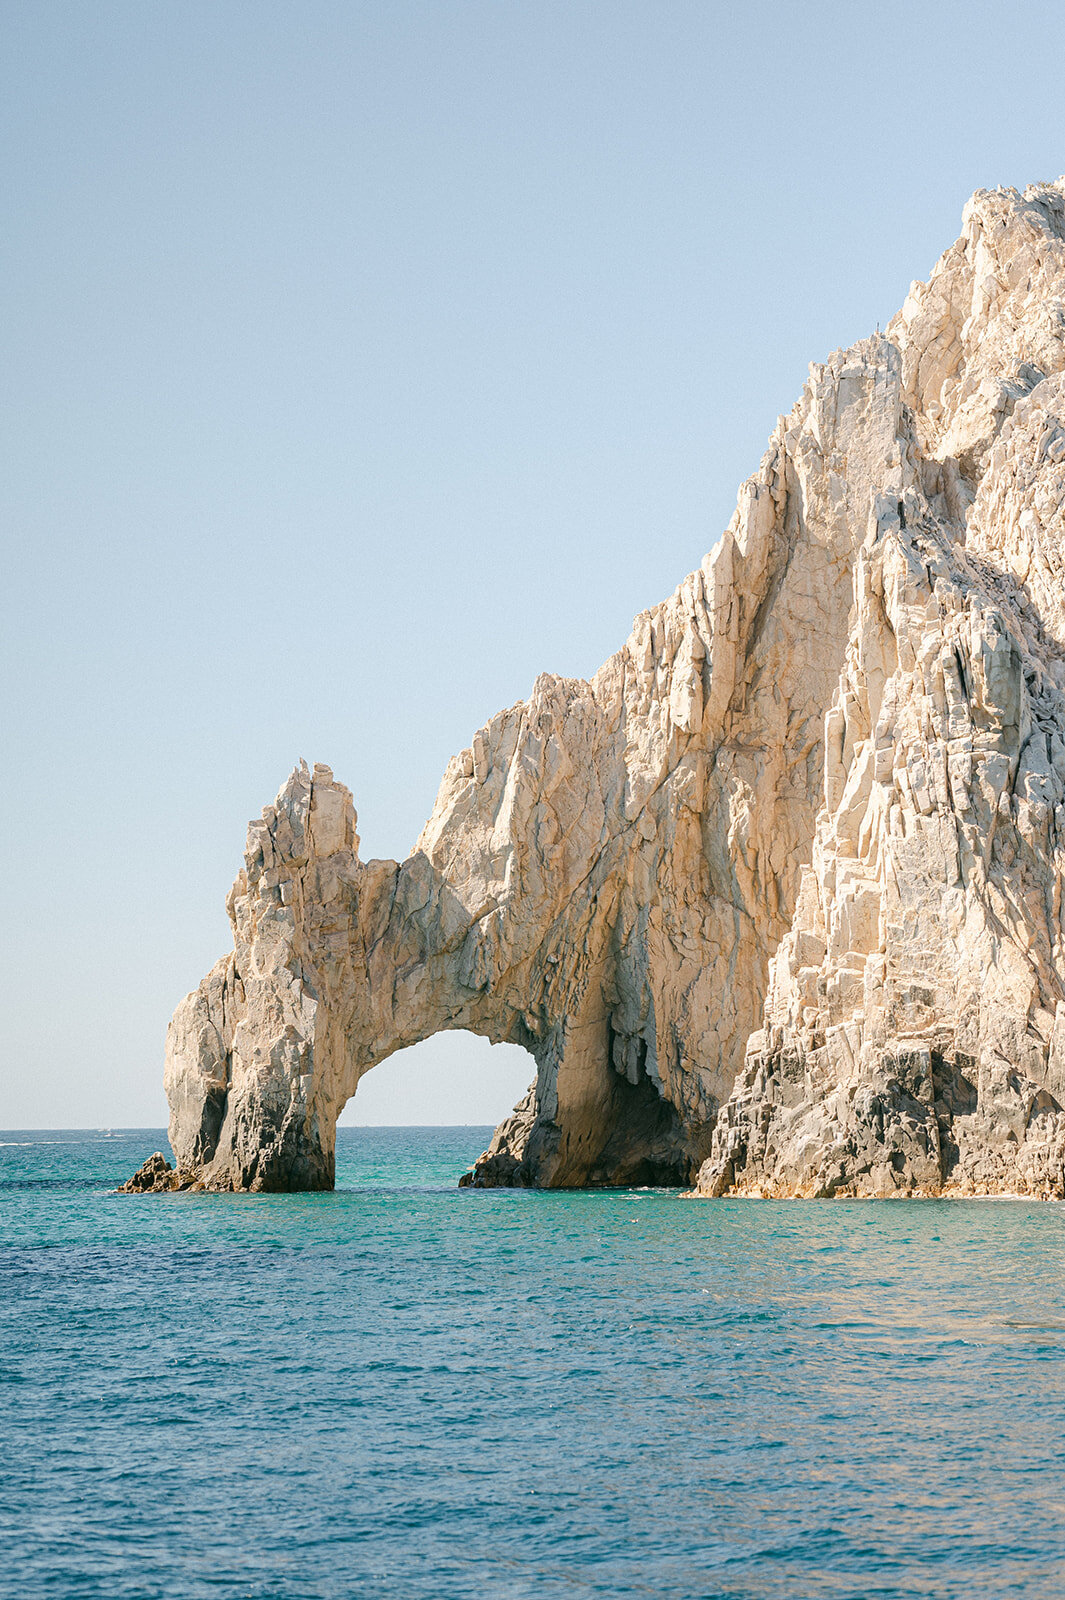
[146,180,1065,1198]
[121,1152,180,1192]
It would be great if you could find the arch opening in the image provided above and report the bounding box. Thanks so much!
[338,1031,536,1129]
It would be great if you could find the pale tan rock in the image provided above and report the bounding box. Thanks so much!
[150,180,1065,1198]
[697,181,1065,1199]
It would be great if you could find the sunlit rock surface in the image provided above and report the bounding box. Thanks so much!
[147,181,1065,1197]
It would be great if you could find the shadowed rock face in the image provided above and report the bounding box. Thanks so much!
[151,181,1065,1198]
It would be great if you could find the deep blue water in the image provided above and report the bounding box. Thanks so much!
[2,1128,1065,1599]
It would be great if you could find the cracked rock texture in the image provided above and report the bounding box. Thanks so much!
[149,181,1065,1197]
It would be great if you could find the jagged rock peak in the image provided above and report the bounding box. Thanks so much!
[142,180,1065,1198]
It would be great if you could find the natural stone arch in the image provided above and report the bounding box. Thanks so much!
[162,334,902,1191]
[133,182,1065,1202]
[164,759,720,1192]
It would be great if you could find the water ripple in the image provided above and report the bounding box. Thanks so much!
[1,1126,1064,1599]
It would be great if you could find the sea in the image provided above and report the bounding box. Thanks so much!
[2,1127,1064,1600]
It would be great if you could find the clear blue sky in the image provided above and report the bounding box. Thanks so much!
[4,0,1065,1126]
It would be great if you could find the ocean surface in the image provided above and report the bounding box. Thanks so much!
[2,1128,1065,1600]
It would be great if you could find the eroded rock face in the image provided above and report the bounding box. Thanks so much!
[152,181,1065,1197]
[697,181,1065,1198]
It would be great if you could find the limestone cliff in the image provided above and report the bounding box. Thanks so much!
[135,181,1065,1198]
[698,183,1065,1198]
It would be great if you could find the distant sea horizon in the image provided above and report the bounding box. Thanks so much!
[0,1123,501,1133]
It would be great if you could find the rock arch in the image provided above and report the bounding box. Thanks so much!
[154,183,1065,1197]
[162,332,904,1190]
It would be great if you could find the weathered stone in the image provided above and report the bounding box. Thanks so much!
[695,180,1065,1199]
[120,1152,180,1193]
[140,180,1065,1199]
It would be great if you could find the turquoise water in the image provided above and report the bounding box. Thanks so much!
[2,1128,1065,1599]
